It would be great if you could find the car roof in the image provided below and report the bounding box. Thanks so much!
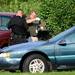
[0,12,15,17]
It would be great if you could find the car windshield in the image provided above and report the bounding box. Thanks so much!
[0,16,10,30]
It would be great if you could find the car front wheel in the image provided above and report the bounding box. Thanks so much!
[22,54,50,73]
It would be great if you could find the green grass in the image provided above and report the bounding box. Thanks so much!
[0,71,75,75]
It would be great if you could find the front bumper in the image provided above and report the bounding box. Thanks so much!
[0,57,21,70]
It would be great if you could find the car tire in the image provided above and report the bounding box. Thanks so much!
[21,54,50,73]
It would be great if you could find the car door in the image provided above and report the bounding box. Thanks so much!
[55,31,75,65]
[0,15,11,47]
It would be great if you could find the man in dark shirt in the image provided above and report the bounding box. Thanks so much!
[8,10,29,44]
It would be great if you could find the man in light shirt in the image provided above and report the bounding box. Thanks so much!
[27,11,44,42]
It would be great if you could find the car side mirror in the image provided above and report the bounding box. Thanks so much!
[59,40,67,46]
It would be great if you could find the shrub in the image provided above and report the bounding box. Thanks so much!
[40,0,75,36]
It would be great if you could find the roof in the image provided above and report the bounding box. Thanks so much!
[0,12,15,16]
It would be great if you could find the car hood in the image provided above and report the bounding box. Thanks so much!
[0,41,48,52]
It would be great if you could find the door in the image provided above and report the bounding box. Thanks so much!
[0,16,11,47]
[55,32,75,65]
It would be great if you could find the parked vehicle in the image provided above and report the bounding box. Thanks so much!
[0,12,15,48]
[0,26,75,73]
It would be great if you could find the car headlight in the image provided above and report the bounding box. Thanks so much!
[0,53,10,58]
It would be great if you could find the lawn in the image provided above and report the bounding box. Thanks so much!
[0,71,75,75]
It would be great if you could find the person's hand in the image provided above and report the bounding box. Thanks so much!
[35,18,40,21]
[40,26,44,30]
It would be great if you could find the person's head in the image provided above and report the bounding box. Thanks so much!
[30,11,37,19]
[16,9,24,17]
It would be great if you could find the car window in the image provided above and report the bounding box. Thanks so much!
[63,32,75,43]
[0,16,10,30]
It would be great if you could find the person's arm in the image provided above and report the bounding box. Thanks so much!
[26,18,36,24]
[7,19,13,29]
[7,17,15,29]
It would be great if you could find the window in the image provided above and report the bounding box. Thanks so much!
[64,32,75,43]
[0,16,11,30]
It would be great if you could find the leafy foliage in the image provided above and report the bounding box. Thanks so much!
[0,0,41,13]
[0,0,75,36]
[40,0,75,36]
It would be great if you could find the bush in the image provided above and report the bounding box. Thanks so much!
[1,0,75,37]
[40,0,75,36]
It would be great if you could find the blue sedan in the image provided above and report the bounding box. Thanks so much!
[0,26,75,73]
